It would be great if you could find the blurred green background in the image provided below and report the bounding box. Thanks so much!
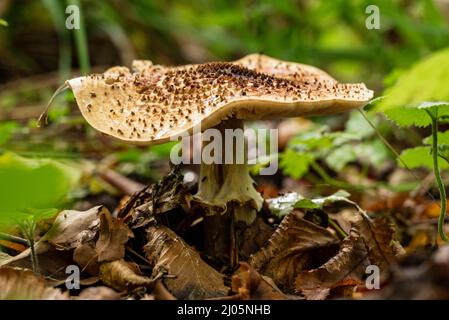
[2,0,449,88]
[1,0,449,225]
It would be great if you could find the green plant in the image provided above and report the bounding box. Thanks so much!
[267,190,363,238]
[381,102,449,241]
[14,209,58,275]
[375,47,449,242]
[0,153,81,272]
[279,111,391,190]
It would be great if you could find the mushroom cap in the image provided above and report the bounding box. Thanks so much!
[66,54,373,145]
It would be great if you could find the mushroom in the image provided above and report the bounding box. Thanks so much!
[62,54,373,264]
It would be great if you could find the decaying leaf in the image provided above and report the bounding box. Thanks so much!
[237,217,274,260]
[96,209,133,262]
[144,225,229,299]
[0,206,104,269]
[118,166,188,229]
[0,252,12,264]
[249,210,339,292]
[43,206,102,250]
[153,279,177,300]
[293,215,404,300]
[296,229,369,300]
[267,191,363,237]
[7,248,75,284]
[99,259,153,292]
[73,242,100,275]
[0,267,68,300]
[354,215,405,272]
[231,262,288,300]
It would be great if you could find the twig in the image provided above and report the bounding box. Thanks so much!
[98,169,145,195]
[0,232,29,246]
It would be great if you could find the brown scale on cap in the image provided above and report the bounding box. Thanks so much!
[66,54,373,145]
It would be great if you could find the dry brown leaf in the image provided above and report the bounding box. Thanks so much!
[153,279,177,300]
[144,225,229,299]
[99,259,153,291]
[0,267,68,300]
[237,217,274,260]
[354,215,405,272]
[74,242,100,275]
[231,262,288,300]
[96,209,133,262]
[296,229,369,300]
[294,215,404,300]
[249,210,339,292]
[0,207,103,269]
[43,206,103,250]
[118,166,188,229]
[7,248,74,284]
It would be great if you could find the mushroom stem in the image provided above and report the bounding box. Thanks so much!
[195,118,263,265]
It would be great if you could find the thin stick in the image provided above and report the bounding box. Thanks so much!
[0,232,29,246]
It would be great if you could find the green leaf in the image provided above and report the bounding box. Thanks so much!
[267,192,304,217]
[325,139,389,171]
[423,130,449,145]
[287,129,334,151]
[28,208,59,221]
[345,110,376,138]
[115,148,144,163]
[353,140,390,169]
[150,141,178,157]
[0,19,7,27]
[0,122,19,146]
[14,208,59,226]
[376,47,449,112]
[280,149,313,179]
[325,144,357,171]
[398,146,449,170]
[267,190,360,218]
[294,198,320,210]
[384,106,432,127]
[287,127,359,162]
[0,153,81,230]
[308,190,354,209]
[383,102,449,128]
[437,144,449,163]
[330,132,361,146]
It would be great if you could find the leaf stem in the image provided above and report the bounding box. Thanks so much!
[431,115,449,242]
[328,219,348,239]
[17,218,40,275]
